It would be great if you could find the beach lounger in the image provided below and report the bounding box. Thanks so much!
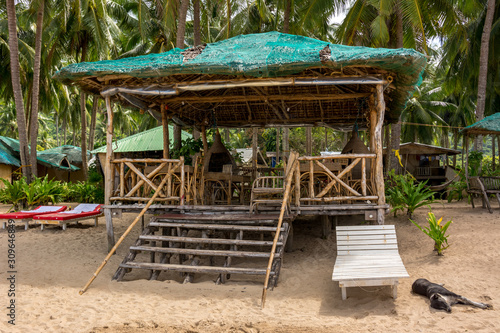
[33,204,102,230]
[0,206,68,230]
[332,225,409,300]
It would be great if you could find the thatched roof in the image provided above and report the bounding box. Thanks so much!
[54,32,427,130]
[462,113,500,136]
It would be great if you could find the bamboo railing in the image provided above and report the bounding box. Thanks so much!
[110,157,185,205]
[297,154,378,203]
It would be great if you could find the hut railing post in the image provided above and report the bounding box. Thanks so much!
[104,96,115,251]
[374,84,386,224]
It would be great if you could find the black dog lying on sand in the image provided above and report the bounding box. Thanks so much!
[412,278,492,312]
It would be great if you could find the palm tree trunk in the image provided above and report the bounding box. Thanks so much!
[30,0,44,178]
[389,1,404,172]
[88,95,98,151]
[227,0,231,38]
[193,0,201,45]
[174,0,190,151]
[283,0,291,33]
[474,0,495,152]
[6,0,31,181]
[80,93,88,180]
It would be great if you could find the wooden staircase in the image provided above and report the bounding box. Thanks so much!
[113,213,293,288]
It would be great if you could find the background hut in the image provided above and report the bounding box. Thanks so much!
[38,145,90,182]
[384,142,460,186]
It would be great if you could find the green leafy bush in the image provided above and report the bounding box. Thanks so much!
[411,211,452,255]
[170,137,204,165]
[0,178,27,211]
[0,175,67,210]
[67,181,104,204]
[385,170,436,219]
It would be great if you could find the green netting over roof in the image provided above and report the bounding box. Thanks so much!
[55,31,426,83]
[0,144,21,167]
[91,125,191,154]
[462,113,500,136]
[0,137,79,171]
[39,145,90,165]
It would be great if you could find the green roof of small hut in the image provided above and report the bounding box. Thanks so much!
[38,145,90,166]
[54,32,427,128]
[91,125,191,154]
[0,137,79,171]
[462,113,500,136]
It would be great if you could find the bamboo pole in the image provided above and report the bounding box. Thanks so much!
[299,154,376,160]
[162,106,169,159]
[261,152,298,308]
[79,164,179,295]
[104,96,115,251]
[374,84,386,224]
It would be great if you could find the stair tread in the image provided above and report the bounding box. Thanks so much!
[119,262,274,275]
[139,235,283,246]
[148,222,285,231]
[130,245,279,258]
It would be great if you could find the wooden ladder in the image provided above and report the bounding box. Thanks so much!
[113,213,291,288]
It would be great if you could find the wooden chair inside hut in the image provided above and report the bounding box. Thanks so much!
[187,154,204,205]
[250,151,298,213]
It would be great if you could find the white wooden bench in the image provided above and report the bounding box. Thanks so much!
[332,225,409,300]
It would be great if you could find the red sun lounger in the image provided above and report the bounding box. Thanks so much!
[1,205,68,230]
[33,204,103,231]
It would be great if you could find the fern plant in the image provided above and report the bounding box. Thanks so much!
[411,212,452,255]
[0,178,27,211]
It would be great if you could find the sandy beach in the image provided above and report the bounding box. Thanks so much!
[0,201,498,333]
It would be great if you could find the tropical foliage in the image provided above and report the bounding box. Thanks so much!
[411,211,453,255]
[0,0,498,185]
[385,170,436,218]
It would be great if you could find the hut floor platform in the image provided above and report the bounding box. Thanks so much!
[113,213,294,286]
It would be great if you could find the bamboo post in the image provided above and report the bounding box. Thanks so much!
[374,84,386,224]
[309,160,314,200]
[104,96,115,251]
[253,128,258,179]
[261,152,298,308]
[120,162,124,198]
[162,106,169,159]
[306,127,312,156]
[361,157,366,196]
[79,165,178,295]
[295,162,300,211]
[180,156,185,205]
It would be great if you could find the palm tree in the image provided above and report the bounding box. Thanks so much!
[475,0,496,151]
[6,0,31,180]
[29,0,45,177]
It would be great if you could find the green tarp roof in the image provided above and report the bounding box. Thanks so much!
[91,125,191,154]
[38,145,90,165]
[462,113,500,136]
[54,32,427,124]
[0,137,79,171]
[55,32,426,82]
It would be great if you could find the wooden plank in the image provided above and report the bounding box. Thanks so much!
[337,239,398,246]
[148,222,285,232]
[130,246,277,258]
[139,235,282,246]
[337,244,399,251]
[336,230,396,236]
[336,225,395,231]
[337,235,396,241]
[120,262,273,275]
[337,249,400,256]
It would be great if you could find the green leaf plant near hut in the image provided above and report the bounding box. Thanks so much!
[411,211,452,255]
[385,170,436,218]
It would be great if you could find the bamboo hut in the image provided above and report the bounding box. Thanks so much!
[55,32,427,295]
[383,142,460,187]
[461,113,500,212]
